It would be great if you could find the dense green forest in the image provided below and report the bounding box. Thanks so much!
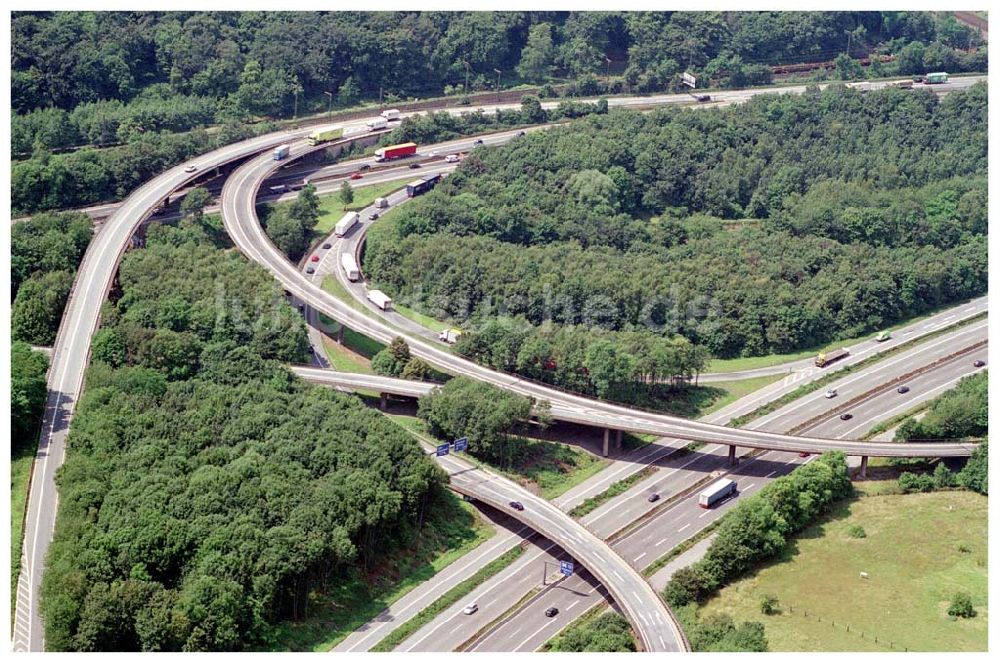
[365,83,987,363]
[11,11,985,214]
[11,341,49,452]
[40,219,445,651]
[11,212,93,345]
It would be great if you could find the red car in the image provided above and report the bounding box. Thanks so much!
[310,255,320,262]
[350,172,363,180]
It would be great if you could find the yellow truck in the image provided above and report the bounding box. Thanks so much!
[307,127,344,146]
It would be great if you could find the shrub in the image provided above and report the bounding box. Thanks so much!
[947,592,976,618]
[898,472,935,493]
[846,524,867,539]
[759,594,779,615]
[956,543,971,554]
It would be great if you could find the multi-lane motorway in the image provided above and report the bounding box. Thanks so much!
[15,75,986,651]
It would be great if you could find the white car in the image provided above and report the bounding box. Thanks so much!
[463,602,478,615]
[184,164,197,173]
[824,388,838,399]
[445,154,460,163]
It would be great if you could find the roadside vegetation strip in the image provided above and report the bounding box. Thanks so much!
[539,602,611,651]
[642,521,722,578]
[727,312,986,429]
[862,405,932,441]
[568,466,659,519]
[370,543,527,652]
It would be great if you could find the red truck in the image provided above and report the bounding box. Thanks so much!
[375,142,417,162]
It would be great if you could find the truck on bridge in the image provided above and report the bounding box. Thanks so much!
[273,144,290,160]
[307,127,345,146]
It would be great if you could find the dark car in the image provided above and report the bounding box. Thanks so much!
[508,501,524,511]
[516,131,526,137]
[359,163,372,171]
[897,385,910,394]
[695,94,711,102]
[305,266,315,274]
[474,138,484,145]
[647,493,659,503]
[408,162,421,169]
[545,607,559,618]
[798,451,811,458]
[322,242,332,249]
[369,212,379,220]
[974,360,986,367]
[839,413,853,421]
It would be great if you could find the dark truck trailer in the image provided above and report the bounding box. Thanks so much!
[406,173,441,197]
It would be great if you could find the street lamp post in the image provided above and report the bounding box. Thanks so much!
[494,68,502,103]
[463,60,471,95]
[605,56,612,81]
[324,90,333,117]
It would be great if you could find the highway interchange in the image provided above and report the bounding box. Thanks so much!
[14,74,987,652]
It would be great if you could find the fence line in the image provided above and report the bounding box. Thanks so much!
[781,603,908,652]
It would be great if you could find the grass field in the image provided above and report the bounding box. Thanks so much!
[699,482,987,652]
[698,374,784,415]
[270,491,494,651]
[388,414,609,500]
[10,447,33,616]
[310,178,414,236]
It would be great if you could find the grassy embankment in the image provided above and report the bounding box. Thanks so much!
[270,490,494,651]
[698,481,987,652]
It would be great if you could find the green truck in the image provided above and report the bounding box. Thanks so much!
[307,127,344,145]
[924,72,949,84]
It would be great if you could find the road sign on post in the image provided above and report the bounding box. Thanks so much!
[436,443,450,457]
[453,437,468,452]
[560,561,574,577]
[682,71,697,88]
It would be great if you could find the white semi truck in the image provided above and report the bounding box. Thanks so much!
[335,211,360,237]
[366,117,389,131]
[341,253,360,281]
[699,478,737,508]
[367,289,392,311]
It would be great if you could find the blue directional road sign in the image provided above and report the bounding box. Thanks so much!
[436,443,451,457]
[453,437,468,452]
[560,561,574,577]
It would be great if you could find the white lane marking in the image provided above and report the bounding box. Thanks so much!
[678,523,690,533]
[655,538,668,547]
[634,552,648,562]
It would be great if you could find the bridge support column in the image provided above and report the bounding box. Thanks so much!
[615,429,622,450]
[603,428,611,457]
[728,445,737,466]
[859,455,869,479]
[336,324,344,344]
[380,393,388,410]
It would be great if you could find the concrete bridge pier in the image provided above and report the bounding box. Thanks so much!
[380,392,388,410]
[859,455,869,479]
[728,445,738,466]
[602,428,624,456]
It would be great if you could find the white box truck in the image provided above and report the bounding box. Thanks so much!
[381,109,400,121]
[366,117,389,131]
[438,329,462,344]
[374,197,389,209]
[341,253,360,281]
[273,144,290,160]
[368,289,392,311]
[334,211,360,237]
[699,478,737,508]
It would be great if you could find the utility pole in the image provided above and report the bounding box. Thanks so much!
[494,68,502,103]
[323,90,333,117]
[463,60,471,95]
[605,56,612,81]
[379,85,383,106]
[541,561,547,586]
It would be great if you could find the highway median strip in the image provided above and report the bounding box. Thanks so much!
[370,543,527,652]
[727,313,986,429]
[641,521,721,578]
[568,466,659,518]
